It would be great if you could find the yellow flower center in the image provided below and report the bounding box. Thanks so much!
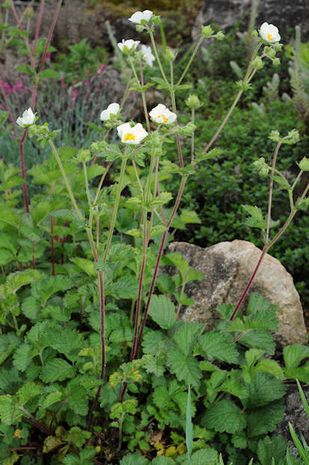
[124,133,136,141]
[267,33,273,41]
[158,114,169,124]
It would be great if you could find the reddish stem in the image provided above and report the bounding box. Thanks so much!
[39,0,62,70]
[33,0,46,56]
[229,248,267,320]
[20,128,29,213]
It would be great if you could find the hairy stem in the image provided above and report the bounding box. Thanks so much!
[265,141,281,242]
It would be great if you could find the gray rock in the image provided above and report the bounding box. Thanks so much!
[278,384,309,443]
[192,0,309,41]
[169,240,307,345]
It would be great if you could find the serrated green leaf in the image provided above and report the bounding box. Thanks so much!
[283,344,309,369]
[257,435,287,465]
[70,257,96,276]
[239,330,275,355]
[190,449,218,465]
[167,350,201,387]
[242,205,266,230]
[17,382,41,405]
[120,453,149,465]
[40,358,75,383]
[0,395,22,425]
[244,373,286,408]
[172,322,202,356]
[13,343,32,372]
[149,295,177,330]
[41,391,63,409]
[203,399,246,433]
[199,331,239,364]
[247,400,285,437]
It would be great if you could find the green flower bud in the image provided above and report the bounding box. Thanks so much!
[215,31,225,41]
[269,130,281,143]
[252,56,264,70]
[164,47,176,62]
[201,25,214,39]
[273,57,280,66]
[253,157,270,177]
[298,156,309,172]
[76,149,91,163]
[283,129,300,145]
[186,94,202,109]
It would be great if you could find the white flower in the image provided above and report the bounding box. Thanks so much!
[16,107,35,127]
[100,103,120,122]
[141,45,155,67]
[118,39,140,53]
[128,10,153,25]
[117,122,148,144]
[259,22,281,43]
[149,104,177,125]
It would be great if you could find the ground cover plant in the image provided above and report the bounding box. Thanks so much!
[0,2,309,465]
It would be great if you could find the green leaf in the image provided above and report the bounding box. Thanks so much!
[41,391,63,409]
[244,373,286,408]
[17,382,41,405]
[257,435,287,465]
[151,458,175,465]
[247,293,278,332]
[283,344,309,369]
[273,174,291,190]
[149,295,177,330]
[190,449,218,465]
[40,358,76,383]
[199,331,239,364]
[172,322,202,356]
[0,334,20,365]
[4,270,42,296]
[120,454,149,465]
[70,257,96,276]
[13,343,32,372]
[288,422,309,464]
[167,350,201,387]
[296,379,309,417]
[203,399,246,434]
[247,400,285,437]
[239,330,275,355]
[39,69,60,79]
[0,395,22,425]
[242,205,266,230]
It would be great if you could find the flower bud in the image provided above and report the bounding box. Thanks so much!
[201,25,214,39]
[76,149,91,163]
[186,95,201,110]
[269,130,281,143]
[253,157,270,177]
[215,31,225,41]
[273,57,280,66]
[164,47,176,62]
[252,56,264,70]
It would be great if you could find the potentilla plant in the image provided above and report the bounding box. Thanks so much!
[1,8,309,464]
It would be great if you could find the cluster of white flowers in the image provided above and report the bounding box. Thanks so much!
[16,12,281,150]
[117,10,155,68]
[99,102,177,144]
